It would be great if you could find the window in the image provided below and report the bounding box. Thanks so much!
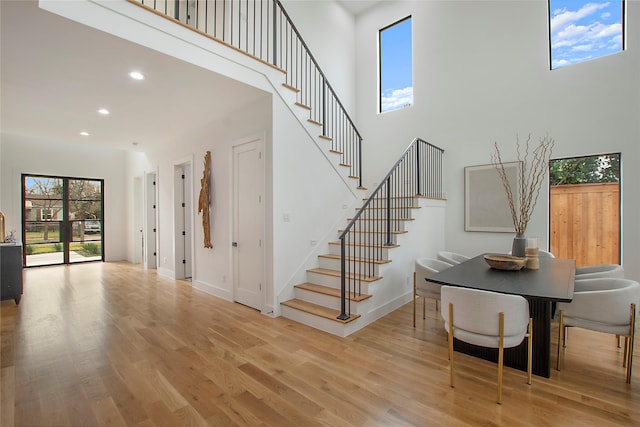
[41,208,54,221]
[379,16,413,113]
[549,1,625,69]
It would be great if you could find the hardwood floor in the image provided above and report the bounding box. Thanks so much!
[1,262,638,426]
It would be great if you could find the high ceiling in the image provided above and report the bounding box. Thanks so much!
[338,0,383,16]
[0,1,269,153]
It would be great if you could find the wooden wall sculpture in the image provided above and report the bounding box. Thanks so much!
[198,151,213,248]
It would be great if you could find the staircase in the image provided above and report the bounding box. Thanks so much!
[281,140,445,336]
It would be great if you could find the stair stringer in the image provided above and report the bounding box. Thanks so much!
[280,198,446,337]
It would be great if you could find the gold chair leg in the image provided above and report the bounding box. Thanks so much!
[423,296,426,320]
[626,303,636,384]
[527,317,533,386]
[617,334,622,349]
[497,312,504,404]
[557,310,564,371]
[623,336,628,368]
[448,302,454,388]
[413,272,416,328]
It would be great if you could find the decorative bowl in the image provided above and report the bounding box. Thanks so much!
[484,254,527,271]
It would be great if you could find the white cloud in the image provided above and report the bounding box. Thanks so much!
[381,87,413,113]
[551,2,610,35]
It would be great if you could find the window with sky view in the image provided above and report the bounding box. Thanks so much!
[549,0,624,69]
[379,17,413,113]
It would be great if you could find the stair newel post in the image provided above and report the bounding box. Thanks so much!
[385,177,392,246]
[358,136,363,189]
[416,140,422,196]
[322,77,327,138]
[272,0,278,67]
[337,236,349,320]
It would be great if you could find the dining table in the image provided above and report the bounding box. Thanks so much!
[428,253,576,378]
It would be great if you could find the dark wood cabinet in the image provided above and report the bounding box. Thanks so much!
[0,243,23,304]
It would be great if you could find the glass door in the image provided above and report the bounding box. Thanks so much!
[22,175,104,267]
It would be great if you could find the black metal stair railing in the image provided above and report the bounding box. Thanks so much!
[337,138,444,320]
[130,0,363,186]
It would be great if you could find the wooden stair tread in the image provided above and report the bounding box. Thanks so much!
[347,217,414,222]
[329,149,343,155]
[307,119,322,126]
[295,282,371,301]
[307,267,382,282]
[359,206,421,210]
[282,83,300,93]
[328,241,399,249]
[295,101,311,110]
[337,229,407,235]
[319,135,332,141]
[318,254,391,264]
[281,299,360,323]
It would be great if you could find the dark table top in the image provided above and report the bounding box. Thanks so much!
[428,254,575,302]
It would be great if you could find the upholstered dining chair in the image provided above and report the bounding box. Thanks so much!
[441,285,532,404]
[575,264,624,280]
[413,258,453,327]
[556,278,640,383]
[437,251,470,265]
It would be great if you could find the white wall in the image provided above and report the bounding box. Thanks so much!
[354,0,640,280]
[282,0,357,114]
[0,134,129,261]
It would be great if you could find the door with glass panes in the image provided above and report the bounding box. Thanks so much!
[22,175,104,267]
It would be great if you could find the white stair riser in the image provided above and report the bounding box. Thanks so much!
[294,288,367,314]
[318,256,380,276]
[365,197,419,208]
[337,232,398,246]
[357,209,416,220]
[347,220,408,232]
[328,244,391,260]
[306,271,374,294]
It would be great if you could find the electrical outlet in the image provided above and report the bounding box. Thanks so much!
[310,240,317,246]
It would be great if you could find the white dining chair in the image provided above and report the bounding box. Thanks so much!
[575,264,624,280]
[441,285,532,404]
[556,278,639,383]
[413,258,453,327]
[437,251,470,265]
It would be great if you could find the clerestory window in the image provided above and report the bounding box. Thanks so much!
[379,16,413,113]
[549,0,625,69]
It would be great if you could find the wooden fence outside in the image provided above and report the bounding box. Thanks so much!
[549,182,620,267]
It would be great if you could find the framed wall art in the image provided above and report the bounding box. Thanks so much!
[464,162,519,232]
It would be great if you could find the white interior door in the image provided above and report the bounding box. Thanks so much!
[232,138,264,310]
[174,162,193,280]
[144,172,157,269]
[133,177,143,264]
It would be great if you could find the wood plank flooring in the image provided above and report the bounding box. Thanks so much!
[1,261,638,426]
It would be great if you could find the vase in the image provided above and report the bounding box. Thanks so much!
[512,233,526,258]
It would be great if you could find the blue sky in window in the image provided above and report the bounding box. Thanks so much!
[550,1,623,69]
[380,18,412,113]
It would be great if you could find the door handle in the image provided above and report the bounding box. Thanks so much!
[232,242,238,247]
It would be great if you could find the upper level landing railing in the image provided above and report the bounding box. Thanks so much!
[129,0,363,186]
[337,138,445,320]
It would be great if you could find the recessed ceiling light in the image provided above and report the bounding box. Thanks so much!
[98,108,110,115]
[80,131,90,136]
[129,71,145,80]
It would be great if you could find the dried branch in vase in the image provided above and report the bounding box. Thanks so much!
[491,133,554,235]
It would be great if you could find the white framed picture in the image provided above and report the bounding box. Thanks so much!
[464,162,519,232]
